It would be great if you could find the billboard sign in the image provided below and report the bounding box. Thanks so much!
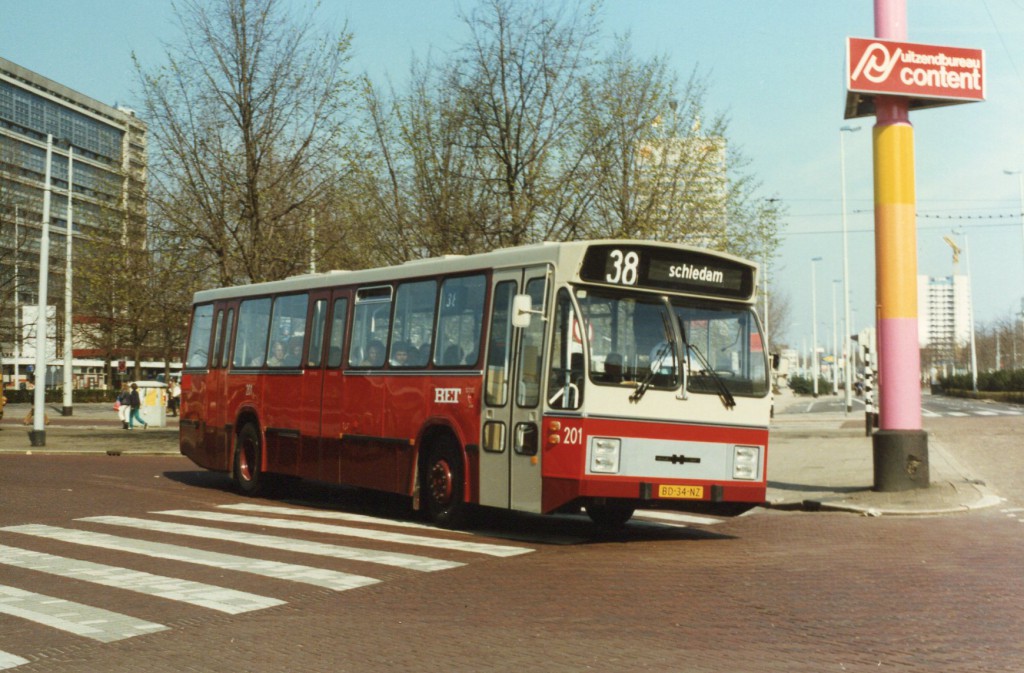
[846,37,984,113]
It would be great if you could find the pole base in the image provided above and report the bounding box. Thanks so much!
[62,406,73,417]
[872,429,929,492]
[28,430,47,447]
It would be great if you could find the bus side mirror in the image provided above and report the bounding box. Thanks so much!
[512,294,534,329]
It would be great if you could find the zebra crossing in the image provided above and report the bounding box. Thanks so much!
[0,503,534,670]
[921,407,1022,418]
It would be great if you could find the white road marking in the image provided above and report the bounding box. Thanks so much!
[632,511,723,526]
[0,584,167,643]
[157,509,533,558]
[221,503,445,531]
[1,525,379,592]
[0,650,29,671]
[81,515,462,572]
[0,544,282,614]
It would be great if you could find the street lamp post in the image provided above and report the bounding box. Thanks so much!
[63,146,74,417]
[832,279,840,395]
[840,125,860,413]
[811,257,822,397]
[31,135,54,447]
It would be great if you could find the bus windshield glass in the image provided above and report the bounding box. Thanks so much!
[577,288,769,398]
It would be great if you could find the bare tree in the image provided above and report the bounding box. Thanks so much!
[136,0,357,286]
[452,0,599,247]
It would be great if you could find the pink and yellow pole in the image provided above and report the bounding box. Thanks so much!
[871,0,929,490]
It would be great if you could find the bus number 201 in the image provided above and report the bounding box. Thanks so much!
[562,426,584,446]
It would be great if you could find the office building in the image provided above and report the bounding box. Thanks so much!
[1,55,147,388]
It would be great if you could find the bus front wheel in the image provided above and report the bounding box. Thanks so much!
[233,423,265,496]
[423,441,466,529]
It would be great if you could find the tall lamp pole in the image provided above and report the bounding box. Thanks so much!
[63,146,74,416]
[840,125,860,412]
[811,256,822,397]
[31,135,54,447]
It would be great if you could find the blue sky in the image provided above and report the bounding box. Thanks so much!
[3,0,1023,349]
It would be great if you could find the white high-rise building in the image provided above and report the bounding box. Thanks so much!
[917,274,972,353]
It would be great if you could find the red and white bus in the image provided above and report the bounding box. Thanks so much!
[180,240,771,527]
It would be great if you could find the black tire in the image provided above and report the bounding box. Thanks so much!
[586,502,635,529]
[233,423,265,496]
[422,440,467,529]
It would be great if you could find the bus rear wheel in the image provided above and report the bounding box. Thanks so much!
[586,502,635,529]
[423,441,466,529]
[233,423,265,496]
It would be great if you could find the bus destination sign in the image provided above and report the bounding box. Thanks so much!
[579,244,754,300]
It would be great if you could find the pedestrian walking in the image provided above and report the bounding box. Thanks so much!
[116,383,131,429]
[168,379,181,417]
[128,383,148,430]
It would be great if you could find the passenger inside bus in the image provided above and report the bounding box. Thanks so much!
[390,341,412,366]
[362,340,385,367]
[266,341,286,366]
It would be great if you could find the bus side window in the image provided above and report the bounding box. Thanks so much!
[327,298,348,368]
[547,289,584,410]
[516,277,547,408]
[434,275,486,367]
[307,299,328,367]
[210,309,224,369]
[266,293,308,368]
[391,279,436,367]
[233,298,272,368]
[220,308,234,368]
[486,281,515,406]
[349,286,392,368]
[185,304,215,368]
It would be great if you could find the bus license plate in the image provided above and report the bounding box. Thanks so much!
[658,485,704,499]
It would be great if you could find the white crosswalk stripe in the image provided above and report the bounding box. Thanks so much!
[157,509,534,558]
[0,505,539,663]
[1,524,380,592]
[81,515,463,572]
[220,503,448,531]
[0,650,29,671]
[0,544,283,614]
[632,511,724,526]
[0,584,167,643]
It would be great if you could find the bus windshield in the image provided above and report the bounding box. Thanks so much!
[577,288,769,398]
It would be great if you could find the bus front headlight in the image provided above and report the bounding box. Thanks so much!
[733,445,760,480]
[590,438,621,474]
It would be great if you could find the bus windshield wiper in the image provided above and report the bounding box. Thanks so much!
[630,297,684,404]
[687,343,736,409]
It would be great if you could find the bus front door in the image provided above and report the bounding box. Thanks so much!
[479,267,548,513]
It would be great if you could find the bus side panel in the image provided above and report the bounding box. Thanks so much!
[261,372,303,476]
[180,369,233,473]
[179,372,208,467]
[336,374,393,492]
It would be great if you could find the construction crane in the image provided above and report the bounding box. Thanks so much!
[943,235,961,274]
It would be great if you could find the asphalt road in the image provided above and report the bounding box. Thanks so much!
[1,415,1022,673]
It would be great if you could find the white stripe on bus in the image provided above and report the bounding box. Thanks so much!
[0,584,167,643]
[1,525,378,593]
[0,544,282,614]
[157,509,534,558]
[81,516,462,572]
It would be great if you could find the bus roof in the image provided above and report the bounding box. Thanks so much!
[192,239,759,304]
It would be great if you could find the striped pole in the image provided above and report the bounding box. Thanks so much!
[871,0,929,490]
